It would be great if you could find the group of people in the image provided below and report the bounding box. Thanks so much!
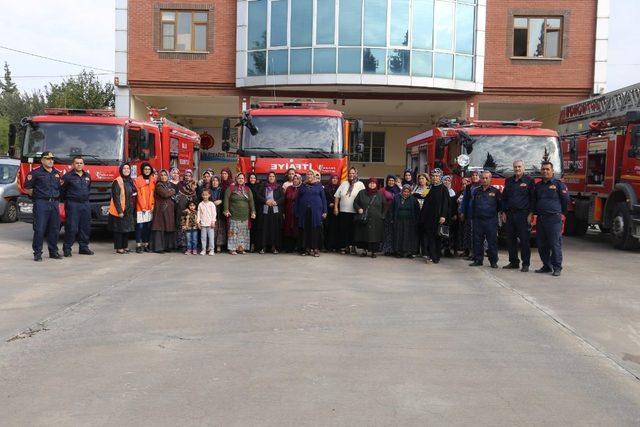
[25,153,569,276]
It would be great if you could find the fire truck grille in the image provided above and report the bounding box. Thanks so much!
[89,182,113,203]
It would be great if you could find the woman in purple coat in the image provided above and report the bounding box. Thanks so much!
[295,169,327,257]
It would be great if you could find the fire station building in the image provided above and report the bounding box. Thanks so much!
[115,0,609,175]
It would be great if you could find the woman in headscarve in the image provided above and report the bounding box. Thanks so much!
[220,167,233,193]
[353,177,385,258]
[413,172,430,256]
[333,167,365,254]
[169,167,181,192]
[108,163,136,254]
[177,169,194,193]
[174,179,198,252]
[381,175,400,256]
[419,169,449,263]
[223,172,256,255]
[442,175,460,257]
[246,172,260,252]
[210,175,226,253]
[255,171,284,254]
[197,168,214,202]
[401,169,416,191]
[283,173,302,253]
[323,174,340,251]
[460,170,481,260]
[296,169,327,257]
[150,170,177,253]
[134,162,156,253]
[390,184,421,258]
[281,167,296,191]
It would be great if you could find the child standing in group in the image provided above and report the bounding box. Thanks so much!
[197,190,217,255]
[182,201,199,255]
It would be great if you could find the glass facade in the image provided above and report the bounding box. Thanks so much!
[246,0,476,81]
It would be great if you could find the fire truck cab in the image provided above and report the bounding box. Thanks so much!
[9,108,200,226]
[559,83,640,250]
[406,119,562,192]
[222,101,363,181]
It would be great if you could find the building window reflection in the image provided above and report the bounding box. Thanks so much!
[246,0,477,82]
[363,48,386,74]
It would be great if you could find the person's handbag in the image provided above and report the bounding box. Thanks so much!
[437,224,450,238]
[354,194,376,224]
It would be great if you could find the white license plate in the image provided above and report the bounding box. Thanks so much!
[20,205,33,214]
[101,205,110,216]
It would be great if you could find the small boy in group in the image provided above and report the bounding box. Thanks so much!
[197,190,217,256]
[181,201,199,255]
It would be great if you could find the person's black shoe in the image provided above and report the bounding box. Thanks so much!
[143,246,151,253]
[63,252,72,258]
[502,263,519,269]
[520,265,529,272]
[552,269,562,277]
[535,267,552,273]
[490,263,498,269]
[432,259,440,264]
[79,249,94,255]
[50,253,63,260]
[34,255,43,262]
[469,261,483,266]
[136,247,143,254]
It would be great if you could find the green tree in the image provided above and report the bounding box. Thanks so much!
[46,70,114,109]
[0,62,17,94]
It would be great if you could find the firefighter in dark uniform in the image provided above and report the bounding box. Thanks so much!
[61,156,94,257]
[469,170,502,268]
[501,160,535,272]
[532,161,569,277]
[23,151,62,261]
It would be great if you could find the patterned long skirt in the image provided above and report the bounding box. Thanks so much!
[228,219,250,251]
[215,215,228,247]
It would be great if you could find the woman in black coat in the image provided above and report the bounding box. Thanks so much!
[353,177,385,258]
[108,163,136,254]
[419,169,449,263]
[255,171,285,253]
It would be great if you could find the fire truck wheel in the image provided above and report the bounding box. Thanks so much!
[611,203,640,250]
[1,201,18,222]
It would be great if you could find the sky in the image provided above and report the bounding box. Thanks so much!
[0,0,638,94]
[0,0,115,93]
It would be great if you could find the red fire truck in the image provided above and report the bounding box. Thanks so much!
[221,101,363,181]
[8,108,200,225]
[559,83,640,250]
[406,119,562,192]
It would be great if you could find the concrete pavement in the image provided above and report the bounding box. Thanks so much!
[0,222,639,425]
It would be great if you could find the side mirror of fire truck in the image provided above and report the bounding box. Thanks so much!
[222,118,231,152]
[8,123,17,157]
[352,120,365,153]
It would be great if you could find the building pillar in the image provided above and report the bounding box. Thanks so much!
[114,0,129,117]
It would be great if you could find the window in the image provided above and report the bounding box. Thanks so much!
[339,0,362,46]
[364,0,387,47]
[291,0,313,47]
[351,131,385,163]
[316,0,335,44]
[513,16,562,58]
[161,11,208,52]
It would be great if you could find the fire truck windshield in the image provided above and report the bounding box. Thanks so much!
[23,123,124,165]
[465,135,561,178]
[242,116,342,157]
